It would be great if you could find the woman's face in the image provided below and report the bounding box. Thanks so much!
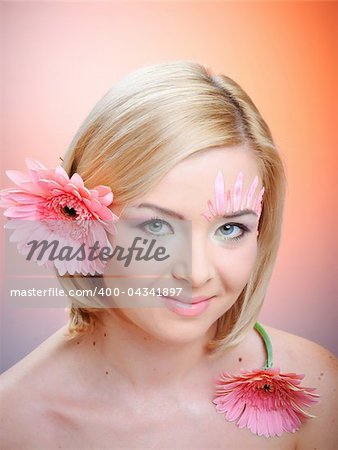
[103,145,263,345]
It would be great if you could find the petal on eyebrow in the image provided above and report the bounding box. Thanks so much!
[207,199,216,216]
[201,211,213,221]
[226,190,232,213]
[215,171,226,215]
[246,176,259,209]
[233,171,243,211]
[255,186,265,217]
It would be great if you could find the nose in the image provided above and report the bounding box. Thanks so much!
[171,236,213,288]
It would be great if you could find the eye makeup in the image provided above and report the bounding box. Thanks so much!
[214,222,251,242]
[201,170,265,222]
[133,213,253,245]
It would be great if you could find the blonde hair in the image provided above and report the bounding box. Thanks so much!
[60,60,286,358]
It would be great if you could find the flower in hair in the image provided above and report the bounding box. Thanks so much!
[212,323,320,438]
[0,158,119,275]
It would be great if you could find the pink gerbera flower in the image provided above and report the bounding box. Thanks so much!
[212,322,320,438]
[0,158,119,275]
[212,366,320,438]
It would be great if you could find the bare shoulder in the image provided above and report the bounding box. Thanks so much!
[0,326,78,449]
[0,367,41,449]
[262,324,338,450]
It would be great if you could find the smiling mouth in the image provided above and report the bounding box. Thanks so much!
[161,295,213,308]
[162,296,213,317]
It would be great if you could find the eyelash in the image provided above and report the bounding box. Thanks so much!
[139,216,250,242]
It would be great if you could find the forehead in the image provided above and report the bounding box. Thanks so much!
[170,144,260,183]
[132,145,262,215]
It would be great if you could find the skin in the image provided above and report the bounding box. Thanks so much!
[99,144,262,390]
[0,144,337,449]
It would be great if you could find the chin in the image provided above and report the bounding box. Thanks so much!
[140,314,217,346]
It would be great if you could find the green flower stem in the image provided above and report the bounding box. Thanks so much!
[254,322,273,370]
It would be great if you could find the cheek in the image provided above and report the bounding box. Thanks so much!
[214,238,258,290]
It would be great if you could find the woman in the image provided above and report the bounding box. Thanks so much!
[1,61,337,449]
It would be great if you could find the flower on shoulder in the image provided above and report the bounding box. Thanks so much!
[0,158,119,275]
[212,366,320,438]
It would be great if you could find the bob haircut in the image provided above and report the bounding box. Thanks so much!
[59,60,286,359]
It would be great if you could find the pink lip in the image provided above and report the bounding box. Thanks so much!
[161,296,213,317]
[164,296,212,304]
[191,296,212,304]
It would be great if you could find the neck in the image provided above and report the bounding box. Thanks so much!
[79,310,219,392]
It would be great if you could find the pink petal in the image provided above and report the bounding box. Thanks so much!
[89,189,99,199]
[246,176,259,209]
[4,207,37,219]
[94,184,112,197]
[226,190,232,213]
[38,179,62,191]
[207,200,216,217]
[201,212,212,221]
[215,171,225,215]
[225,399,245,422]
[50,189,66,196]
[25,158,47,170]
[72,190,83,200]
[54,166,70,184]
[5,170,31,186]
[82,198,92,209]
[88,197,103,212]
[78,186,92,199]
[237,403,251,430]
[233,171,243,211]
[95,205,116,221]
[91,220,112,249]
[62,183,80,195]
[101,219,117,236]
[258,409,270,437]
[65,256,79,276]
[2,191,40,204]
[94,185,113,206]
[245,407,257,435]
[268,409,283,437]
[70,173,85,188]
[255,186,265,216]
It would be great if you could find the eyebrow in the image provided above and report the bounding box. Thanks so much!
[134,203,257,220]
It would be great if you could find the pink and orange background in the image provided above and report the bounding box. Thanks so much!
[1,1,337,371]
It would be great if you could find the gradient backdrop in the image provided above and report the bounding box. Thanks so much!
[1,1,337,372]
